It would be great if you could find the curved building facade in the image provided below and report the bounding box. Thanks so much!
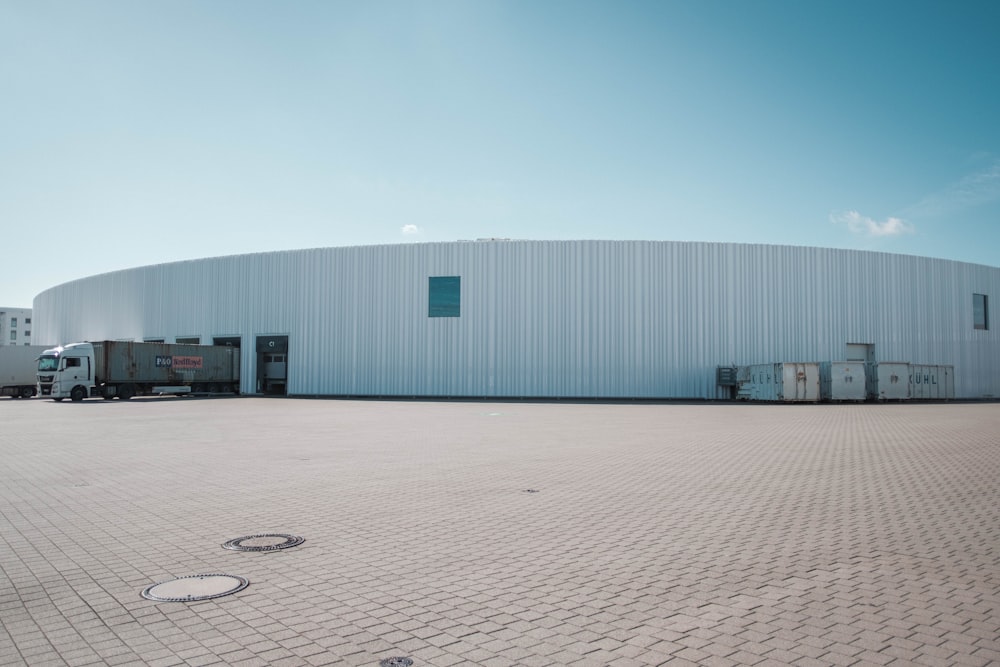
[32,241,1000,399]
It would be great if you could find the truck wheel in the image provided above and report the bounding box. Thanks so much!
[118,384,135,400]
[70,386,86,402]
[20,386,35,398]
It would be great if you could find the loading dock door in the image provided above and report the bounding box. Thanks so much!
[213,336,244,394]
[214,336,242,348]
[846,343,874,363]
[256,335,288,395]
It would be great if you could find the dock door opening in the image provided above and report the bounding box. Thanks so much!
[846,343,874,363]
[256,335,288,395]
[213,336,242,348]
[212,336,243,394]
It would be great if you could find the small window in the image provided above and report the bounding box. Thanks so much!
[10,318,16,328]
[429,276,461,318]
[9,330,15,340]
[974,293,989,330]
[65,357,81,368]
[25,318,31,324]
[24,330,30,337]
[176,337,200,345]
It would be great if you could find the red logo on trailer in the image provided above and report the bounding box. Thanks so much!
[172,356,203,370]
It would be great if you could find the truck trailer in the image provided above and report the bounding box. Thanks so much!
[38,341,240,401]
[0,345,48,398]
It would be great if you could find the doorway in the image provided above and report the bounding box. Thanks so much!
[846,343,874,363]
[213,336,242,348]
[256,335,288,395]
[213,336,243,394]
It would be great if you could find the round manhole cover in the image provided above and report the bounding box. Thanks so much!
[380,659,414,667]
[222,534,305,552]
[141,574,249,602]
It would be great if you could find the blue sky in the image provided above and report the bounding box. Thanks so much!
[2,0,999,307]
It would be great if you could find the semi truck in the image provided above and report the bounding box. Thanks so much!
[1,345,49,398]
[38,340,240,401]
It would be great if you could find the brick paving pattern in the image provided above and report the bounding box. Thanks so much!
[1,398,998,666]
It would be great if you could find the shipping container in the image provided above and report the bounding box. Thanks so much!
[909,364,955,400]
[740,363,820,402]
[93,341,238,389]
[867,362,910,401]
[819,361,866,402]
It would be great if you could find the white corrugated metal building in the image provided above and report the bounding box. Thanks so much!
[31,241,1000,399]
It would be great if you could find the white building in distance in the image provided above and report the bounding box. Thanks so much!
[0,307,33,347]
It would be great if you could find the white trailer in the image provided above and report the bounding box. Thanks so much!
[739,363,821,402]
[819,362,866,402]
[0,345,47,398]
[909,364,955,400]
[867,362,910,401]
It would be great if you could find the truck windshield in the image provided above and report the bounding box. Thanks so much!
[37,356,59,372]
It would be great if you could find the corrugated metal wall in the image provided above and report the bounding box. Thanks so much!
[32,241,1000,399]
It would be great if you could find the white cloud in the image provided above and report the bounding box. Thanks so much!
[401,224,421,235]
[830,210,914,237]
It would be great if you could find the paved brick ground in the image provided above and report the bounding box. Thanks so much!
[1,398,998,667]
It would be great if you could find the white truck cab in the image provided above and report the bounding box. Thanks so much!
[37,343,96,401]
